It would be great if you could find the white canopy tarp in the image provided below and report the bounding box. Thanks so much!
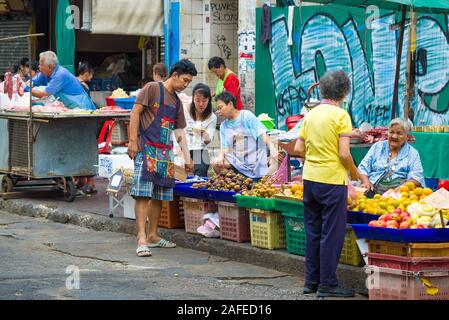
[91,0,164,36]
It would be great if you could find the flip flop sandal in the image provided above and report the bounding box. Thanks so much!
[136,245,152,257]
[147,239,177,248]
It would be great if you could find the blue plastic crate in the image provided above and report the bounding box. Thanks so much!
[204,189,237,203]
[174,183,207,200]
[351,224,449,243]
[425,178,439,191]
[114,97,136,110]
[347,211,380,225]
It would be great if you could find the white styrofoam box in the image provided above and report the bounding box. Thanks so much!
[0,93,31,109]
[98,154,134,178]
[123,194,136,220]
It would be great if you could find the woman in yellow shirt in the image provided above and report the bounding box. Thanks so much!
[295,70,359,298]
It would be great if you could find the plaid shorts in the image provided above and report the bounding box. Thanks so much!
[131,152,174,201]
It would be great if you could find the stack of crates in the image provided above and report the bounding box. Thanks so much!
[249,209,286,250]
[181,197,218,234]
[366,240,449,300]
[158,197,185,229]
[218,202,250,243]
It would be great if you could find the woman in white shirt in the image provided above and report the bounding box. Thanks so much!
[184,83,217,177]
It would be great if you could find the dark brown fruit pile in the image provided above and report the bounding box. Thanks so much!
[192,169,254,193]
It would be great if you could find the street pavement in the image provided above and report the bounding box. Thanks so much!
[0,210,322,300]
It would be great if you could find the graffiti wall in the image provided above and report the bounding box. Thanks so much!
[255,6,449,130]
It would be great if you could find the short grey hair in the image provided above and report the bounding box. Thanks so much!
[389,118,412,134]
[39,51,59,68]
[320,70,351,102]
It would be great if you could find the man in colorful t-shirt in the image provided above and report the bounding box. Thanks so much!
[128,59,196,257]
[208,56,243,110]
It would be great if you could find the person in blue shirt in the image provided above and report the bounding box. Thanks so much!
[212,92,279,179]
[359,118,425,195]
[31,51,96,110]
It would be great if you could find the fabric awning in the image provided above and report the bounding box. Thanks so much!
[91,0,164,36]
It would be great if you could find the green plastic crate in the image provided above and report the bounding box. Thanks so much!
[235,194,276,211]
[283,212,306,256]
[274,198,304,217]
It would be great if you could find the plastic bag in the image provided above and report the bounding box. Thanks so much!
[197,213,220,238]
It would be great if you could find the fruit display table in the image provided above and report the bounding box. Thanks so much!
[412,132,449,180]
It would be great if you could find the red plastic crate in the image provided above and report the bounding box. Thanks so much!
[366,266,449,300]
[181,197,218,234]
[158,197,184,229]
[368,253,449,272]
[218,202,250,243]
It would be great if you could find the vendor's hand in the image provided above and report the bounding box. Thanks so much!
[212,156,225,168]
[127,140,139,160]
[184,158,194,174]
[185,163,194,174]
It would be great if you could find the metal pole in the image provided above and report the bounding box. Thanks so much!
[404,10,417,121]
[391,5,407,120]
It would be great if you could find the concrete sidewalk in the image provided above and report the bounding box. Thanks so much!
[0,179,368,295]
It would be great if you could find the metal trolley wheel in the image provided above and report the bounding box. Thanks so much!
[1,175,14,193]
[56,177,77,203]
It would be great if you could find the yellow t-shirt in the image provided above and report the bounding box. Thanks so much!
[299,104,353,186]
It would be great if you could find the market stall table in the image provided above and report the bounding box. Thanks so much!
[0,111,130,201]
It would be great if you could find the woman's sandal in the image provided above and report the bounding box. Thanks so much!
[147,239,177,248]
[136,245,152,257]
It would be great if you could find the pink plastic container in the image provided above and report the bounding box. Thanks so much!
[366,266,449,300]
[218,202,250,243]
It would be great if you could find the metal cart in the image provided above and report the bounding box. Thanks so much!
[0,112,130,202]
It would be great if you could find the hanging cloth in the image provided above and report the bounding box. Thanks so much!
[261,3,272,44]
[287,6,294,46]
[56,0,76,74]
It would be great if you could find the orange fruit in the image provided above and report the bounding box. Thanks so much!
[423,188,433,196]
[291,184,300,193]
[413,188,423,196]
[406,182,415,191]
[399,186,409,193]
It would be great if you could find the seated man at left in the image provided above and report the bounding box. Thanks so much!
[31,51,96,110]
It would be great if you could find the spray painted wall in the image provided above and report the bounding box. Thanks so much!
[256,6,449,130]
[179,0,238,92]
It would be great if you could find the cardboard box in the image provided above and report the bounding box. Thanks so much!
[98,154,134,178]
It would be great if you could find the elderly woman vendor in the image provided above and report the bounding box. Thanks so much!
[358,118,425,194]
